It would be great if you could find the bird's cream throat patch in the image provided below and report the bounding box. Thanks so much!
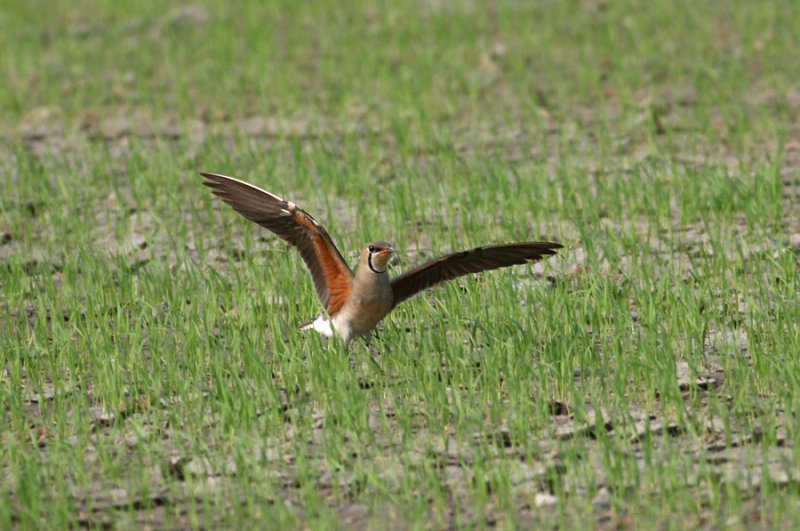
[368,253,386,274]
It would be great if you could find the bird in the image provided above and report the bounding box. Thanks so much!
[201,172,562,346]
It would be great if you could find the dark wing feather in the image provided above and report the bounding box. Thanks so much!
[201,172,353,314]
[390,242,562,308]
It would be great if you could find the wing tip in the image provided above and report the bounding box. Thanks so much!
[200,171,225,189]
[489,241,563,258]
[531,241,563,248]
[199,172,290,205]
[538,241,563,255]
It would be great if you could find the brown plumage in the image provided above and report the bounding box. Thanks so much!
[201,172,352,314]
[390,243,562,308]
[201,172,562,346]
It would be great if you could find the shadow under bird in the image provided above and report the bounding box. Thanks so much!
[201,172,562,346]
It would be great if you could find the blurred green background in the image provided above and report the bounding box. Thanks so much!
[2,0,800,528]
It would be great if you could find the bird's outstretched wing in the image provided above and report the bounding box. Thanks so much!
[201,172,353,315]
[390,242,562,308]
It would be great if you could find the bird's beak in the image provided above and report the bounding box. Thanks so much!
[379,247,394,255]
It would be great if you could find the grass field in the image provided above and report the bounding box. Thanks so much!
[2,0,800,527]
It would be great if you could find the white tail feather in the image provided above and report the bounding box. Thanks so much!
[299,315,335,338]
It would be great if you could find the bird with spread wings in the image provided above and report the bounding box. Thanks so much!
[202,172,562,346]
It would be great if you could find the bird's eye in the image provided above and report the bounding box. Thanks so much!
[368,245,376,253]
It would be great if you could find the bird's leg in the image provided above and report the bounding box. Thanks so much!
[369,353,384,375]
[361,333,385,375]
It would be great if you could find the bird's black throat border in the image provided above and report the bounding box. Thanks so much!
[368,254,386,274]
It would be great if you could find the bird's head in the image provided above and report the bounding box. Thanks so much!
[362,241,394,273]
